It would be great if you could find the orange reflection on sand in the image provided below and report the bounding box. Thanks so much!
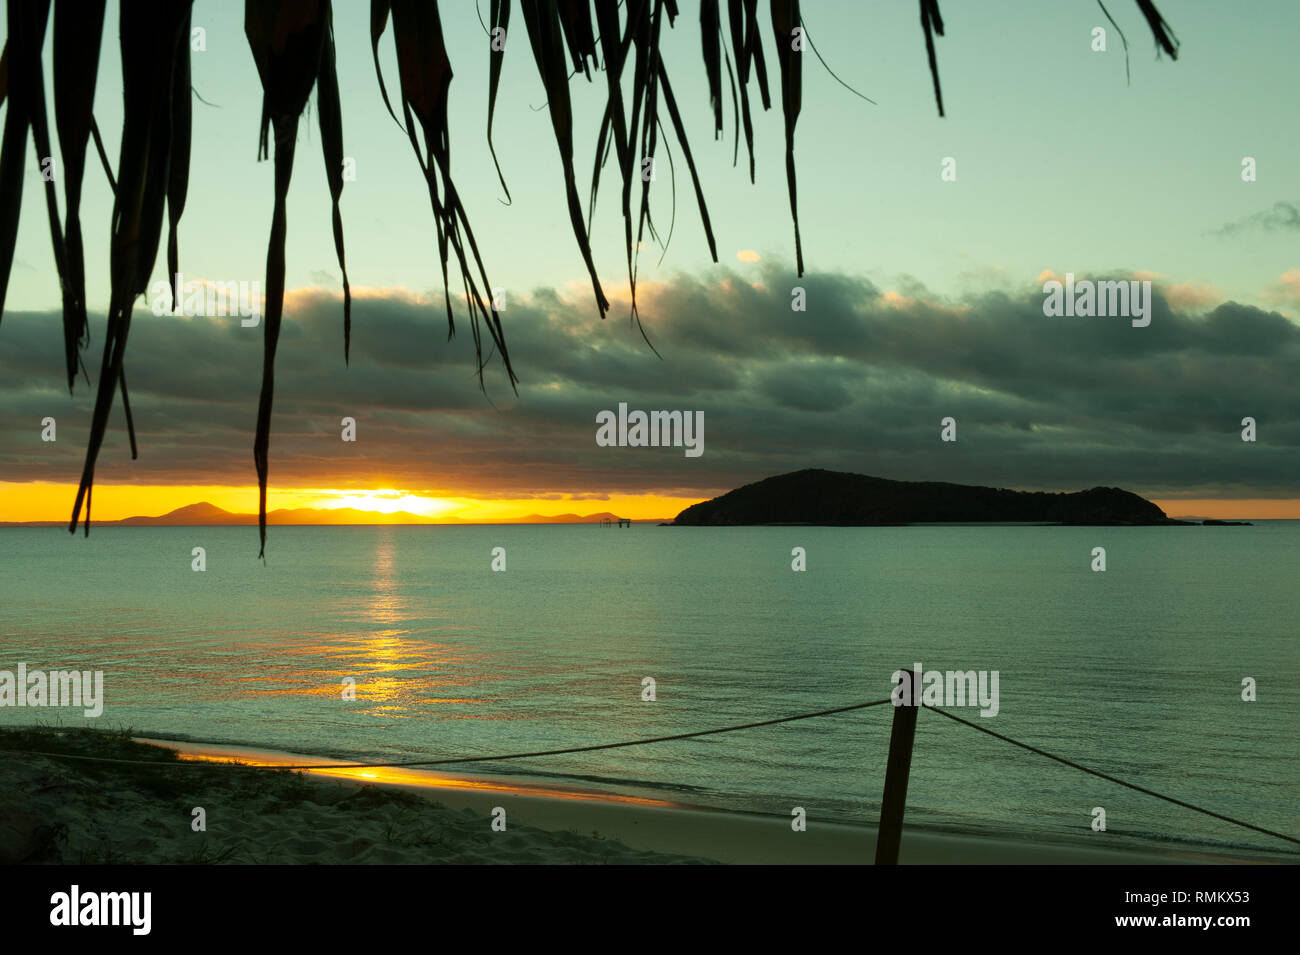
[151,741,683,808]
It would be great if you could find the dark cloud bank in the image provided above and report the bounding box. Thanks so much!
[2,263,1297,502]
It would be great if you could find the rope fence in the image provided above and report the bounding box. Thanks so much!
[8,694,1297,851]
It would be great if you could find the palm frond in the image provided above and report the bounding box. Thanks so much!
[52,0,107,389]
[0,0,1184,554]
[520,0,608,316]
[376,0,517,391]
[166,8,193,314]
[770,0,802,276]
[245,0,354,558]
[70,0,191,536]
[920,0,945,117]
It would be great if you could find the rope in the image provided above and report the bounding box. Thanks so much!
[6,697,895,771]
[924,704,1300,848]
[9,696,1295,849]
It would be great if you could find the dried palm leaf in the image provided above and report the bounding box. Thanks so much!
[374,0,517,395]
[486,0,512,200]
[770,0,802,276]
[316,9,352,361]
[0,1,55,324]
[53,0,107,388]
[920,0,945,117]
[70,0,192,535]
[727,0,770,182]
[166,8,192,313]
[519,0,608,315]
[246,0,352,557]
[1134,0,1178,58]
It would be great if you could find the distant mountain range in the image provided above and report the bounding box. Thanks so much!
[672,469,1247,526]
[2,477,1252,527]
[1,502,640,527]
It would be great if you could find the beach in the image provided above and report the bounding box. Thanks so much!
[3,728,1290,865]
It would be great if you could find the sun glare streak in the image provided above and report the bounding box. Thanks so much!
[150,742,684,808]
[311,489,458,516]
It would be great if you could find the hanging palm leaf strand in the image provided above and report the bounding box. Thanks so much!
[557,0,598,79]
[486,0,513,201]
[373,0,516,390]
[166,8,193,316]
[315,9,352,362]
[726,0,770,183]
[70,0,192,536]
[588,0,636,314]
[519,0,609,316]
[51,0,134,457]
[699,0,725,139]
[0,0,57,327]
[0,0,1183,554]
[920,0,945,117]
[629,0,669,298]
[1134,0,1179,58]
[52,0,107,389]
[585,0,717,337]
[770,0,802,277]
[245,0,353,558]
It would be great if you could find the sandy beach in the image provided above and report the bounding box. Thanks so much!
[3,727,1292,865]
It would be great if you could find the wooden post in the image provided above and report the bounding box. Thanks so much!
[875,667,919,865]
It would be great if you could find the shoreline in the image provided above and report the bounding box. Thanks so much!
[139,737,1299,865]
[3,727,1293,865]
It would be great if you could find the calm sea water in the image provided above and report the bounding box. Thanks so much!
[1,523,1297,857]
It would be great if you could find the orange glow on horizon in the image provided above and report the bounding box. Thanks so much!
[0,481,695,523]
[1151,499,1300,520]
[3,482,1297,523]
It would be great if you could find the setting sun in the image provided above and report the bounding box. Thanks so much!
[0,482,696,524]
[311,490,459,517]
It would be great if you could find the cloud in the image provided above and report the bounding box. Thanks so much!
[1162,281,1222,311]
[1211,201,1300,237]
[736,250,761,263]
[1,264,1297,503]
[1263,268,1300,305]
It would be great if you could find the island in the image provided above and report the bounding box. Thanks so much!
[672,469,1201,526]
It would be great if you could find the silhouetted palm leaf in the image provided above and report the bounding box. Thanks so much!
[920,0,945,117]
[374,0,516,390]
[0,0,1182,553]
[53,0,107,389]
[245,0,353,558]
[0,0,53,325]
[486,0,512,200]
[770,0,801,276]
[520,0,609,316]
[70,0,191,535]
[166,8,192,314]
[316,8,351,362]
[53,0,133,458]
[1135,0,1178,58]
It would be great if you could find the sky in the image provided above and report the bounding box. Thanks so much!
[1,0,1298,521]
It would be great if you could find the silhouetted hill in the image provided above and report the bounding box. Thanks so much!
[0,503,640,526]
[673,469,1189,526]
[119,502,249,525]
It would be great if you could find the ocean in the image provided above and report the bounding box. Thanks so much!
[1,523,1297,858]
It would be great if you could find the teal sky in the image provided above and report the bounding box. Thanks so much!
[5,0,1299,313]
